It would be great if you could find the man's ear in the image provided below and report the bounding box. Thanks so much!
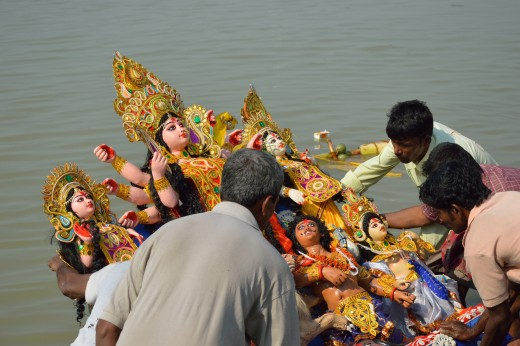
[423,136,432,148]
[261,195,274,217]
[450,204,463,216]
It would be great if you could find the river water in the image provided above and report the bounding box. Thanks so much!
[1,0,519,344]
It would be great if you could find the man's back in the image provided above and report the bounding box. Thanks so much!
[464,192,520,307]
[101,202,299,346]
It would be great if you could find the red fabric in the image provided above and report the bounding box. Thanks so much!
[269,215,294,254]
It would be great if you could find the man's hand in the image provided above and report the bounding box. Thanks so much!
[48,255,66,272]
[440,320,476,341]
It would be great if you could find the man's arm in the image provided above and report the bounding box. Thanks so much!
[48,255,90,299]
[385,204,433,229]
[96,319,121,346]
[340,142,399,194]
[480,300,512,346]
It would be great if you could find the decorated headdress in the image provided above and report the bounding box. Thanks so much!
[112,51,184,143]
[240,85,298,155]
[183,104,222,158]
[341,188,379,242]
[42,163,115,243]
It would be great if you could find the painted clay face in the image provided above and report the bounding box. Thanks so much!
[367,217,387,242]
[295,219,320,247]
[264,132,286,157]
[161,117,189,153]
[70,190,95,220]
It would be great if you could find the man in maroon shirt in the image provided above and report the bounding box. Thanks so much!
[385,143,520,298]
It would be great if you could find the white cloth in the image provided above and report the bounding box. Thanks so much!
[71,261,130,346]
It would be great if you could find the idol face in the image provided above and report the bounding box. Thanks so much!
[295,219,320,248]
[162,117,189,152]
[367,217,387,242]
[71,190,95,220]
[264,132,286,157]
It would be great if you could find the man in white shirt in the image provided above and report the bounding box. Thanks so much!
[341,100,496,246]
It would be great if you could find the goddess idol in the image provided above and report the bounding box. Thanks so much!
[342,189,462,338]
[240,85,355,248]
[42,163,139,321]
[94,52,228,226]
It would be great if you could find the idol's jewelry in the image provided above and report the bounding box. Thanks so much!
[111,155,127,174]
[116,184,130,200]
[78,242,93,256]
[136,211,149,224]
[154,176,170,192]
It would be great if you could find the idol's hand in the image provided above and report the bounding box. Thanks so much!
[125,228,144,245]
[227,129,243,146]
[94,144,116,163]
[288,189,306,205]
[281,254,296,272]
[394,279,412,290]
[322,266,348,287]
[119,211,138,228]
[102,178,118,195]
[393,290,416,308]
[247,133,263,150]
[73,223,93,243]
[150,151,168,178]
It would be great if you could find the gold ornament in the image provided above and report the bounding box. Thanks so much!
[42,163,115,243]
[112,51,184,144]
[335,291,379,338]
[341,188,379,241]
[111,155,127,174]
[154,176,170,192]
[116,184,130,200]
[136,210,149,224]
[78,242,94,256]
[240,85,298,155]
[183,104,222,158]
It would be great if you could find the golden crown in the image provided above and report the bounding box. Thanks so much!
[341,188,379,242]
[240,85,298,155]
[113,51,184,142]
[183,104,221,158]
[42,163,115,243]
